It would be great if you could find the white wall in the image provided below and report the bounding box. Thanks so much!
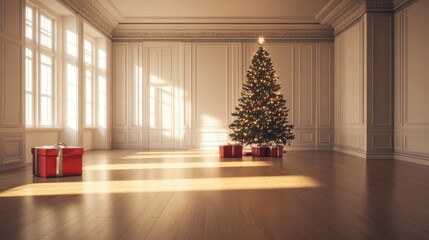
[112,41,334,149]
[334,20,366,154]
[0,0,26,171]
[394,0,429,163]
[334,12,394,159]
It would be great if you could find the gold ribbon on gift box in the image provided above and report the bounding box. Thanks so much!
[54,143,67,177]
[268,145,282,156]
[227,143,241,156]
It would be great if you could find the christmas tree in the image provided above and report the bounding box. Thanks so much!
[229,37,294,146]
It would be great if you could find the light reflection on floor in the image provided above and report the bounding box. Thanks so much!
[0,176,322,197]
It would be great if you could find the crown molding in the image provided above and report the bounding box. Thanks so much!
[55,0,406,41]
[318,0,393,34]
[112,24,334,41]
[117,17,321,25]
[392,0,413,10]
[57,0,118,38]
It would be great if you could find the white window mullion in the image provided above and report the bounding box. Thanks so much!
[40,53,53,126]
[84,38,95,127]
[25,48,34,127]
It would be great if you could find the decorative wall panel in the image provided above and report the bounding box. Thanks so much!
[317,43,334,148]
[0,134,23,168]
[113,129,127,143]
[318,44,333,127]
[334,20,365,154]
[129,44,141,127]
[3,0,22,39]
[181,43,192,146]
[403,2,429,126]
[194,44,229,128]
[297,44,315,127]
[370,16,393,126]
[112,44,127,127]
[394,0,429,163]
[337,22,363,126]
[0,0,25,171]
[1,40,22,128]
[146,44,179,148]
[365,13,393,156]
[2,135,22,164]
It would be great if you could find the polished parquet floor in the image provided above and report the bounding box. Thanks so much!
[1,149,429,240]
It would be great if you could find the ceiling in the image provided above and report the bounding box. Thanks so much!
[99,0,331,24]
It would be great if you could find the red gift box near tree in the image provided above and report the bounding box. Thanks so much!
[266,145,284,157]
[251,146,267,157]
[219,145,243,158]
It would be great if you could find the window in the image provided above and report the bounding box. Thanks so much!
[40,15,53,49]
[84,38,94,127]
[25,6,33,40]
[25,5,57,128]
[40,54,53,126]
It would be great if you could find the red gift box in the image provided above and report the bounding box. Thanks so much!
[32,143,83,178]
[267,145,284,157]
[251,146,267,157]
[219,144,243,158]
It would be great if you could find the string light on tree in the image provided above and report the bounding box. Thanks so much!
[229,37,294,146]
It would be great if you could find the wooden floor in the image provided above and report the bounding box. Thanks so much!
[1,149,429,240]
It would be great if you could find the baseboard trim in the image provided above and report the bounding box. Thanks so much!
[333,146,367,159]
[333,146,395,159]
[394,153,429,166]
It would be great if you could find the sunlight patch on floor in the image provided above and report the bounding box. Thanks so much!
[83,161,271,170]
[122,153,223,159]
[134,150,219,155]
[0,176,322,197]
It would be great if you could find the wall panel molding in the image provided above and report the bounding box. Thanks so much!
[394,11,404,127]
[2,0,22,40]
[297,44,315,127]
[365,13,394,156]
[193,43,229,128]
[316,43,334,147]
[368,14,393,127]
[0,0,25,171]
[1,39,23,128]
[0,134,25,170]
[393,0,429,163]
[146,43,180,148]
[112,128,127,144]
[112,43,127,127]
[182,43,192,128]
[336,21,364,128]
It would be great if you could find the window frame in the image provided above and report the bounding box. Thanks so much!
[25,3,59,129]
[83,36,96,128]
